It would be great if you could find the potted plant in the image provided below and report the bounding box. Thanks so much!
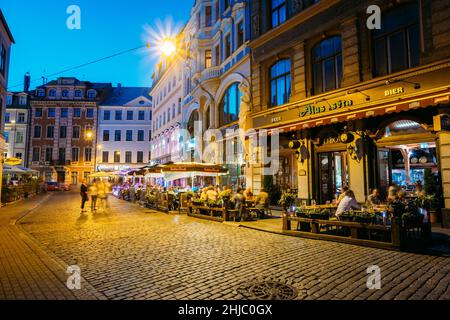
[310,209,330,220]
[278,191,297,212]
[339,210,355,222]
[416,194,439,224]
[354,212,376,224]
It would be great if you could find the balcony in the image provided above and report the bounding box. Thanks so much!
[192,66,222,86]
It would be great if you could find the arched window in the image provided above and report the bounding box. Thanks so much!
[49,89,56,97]
[270,59,291,107]
[312,36,342,95]
[62,90,69,98]
[220,82,241,126]
[373,3,420,77]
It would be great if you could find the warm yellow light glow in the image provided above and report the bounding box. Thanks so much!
[86,131,93,140]
[160,39,176,57]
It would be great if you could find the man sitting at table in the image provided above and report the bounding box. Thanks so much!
[206,186,218,202]
[336,190,361,218]
[367,188,382,206]
[243,187,254,201]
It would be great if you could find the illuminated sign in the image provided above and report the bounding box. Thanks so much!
[384,87,404,97]
[299,100,353,118]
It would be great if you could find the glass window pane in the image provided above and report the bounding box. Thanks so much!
[336,54,343,88]
[313,62,323,95]
[277,77,285,106]
[408,24,420,68]
[324,58,336,92]
[271,80,277,106]
[374,38,387,76]
[389,31,407,73]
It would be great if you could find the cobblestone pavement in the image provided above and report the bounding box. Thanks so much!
[6,191,450,300]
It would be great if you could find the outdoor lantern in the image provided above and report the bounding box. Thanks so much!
[340,132,354,144]
[288,140,301,149]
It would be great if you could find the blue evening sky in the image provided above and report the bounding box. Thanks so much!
[2,0,193,91]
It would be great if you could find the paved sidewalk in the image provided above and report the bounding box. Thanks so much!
[0,193,104,300]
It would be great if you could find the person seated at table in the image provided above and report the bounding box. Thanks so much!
[336,186,349,205]
[335,190,361,218]
[243,187,254,201]
[200,188,208,201]
[367,188,382,206]
[206,186,218,202]
[233,188,246,221]
[387,184,398,202]
[254,189,270,218]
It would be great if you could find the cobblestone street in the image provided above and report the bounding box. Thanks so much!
[0,191,448,300]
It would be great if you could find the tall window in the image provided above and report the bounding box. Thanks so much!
[215,45,221,66]
[48,108,56,118]
[271,0,287,28]
[34,125,42,138]
[59,148,66,163]
[126,130,133,141]
[205,50,212,68]
[62,90,69,98]
[15,132,24,144]
[84,148,92,162]
[373,3,420,77]
[237,21,244,48]
[114,151,121,163]
[45,147,53,162]
[172,105,176,118]
[46,126,54,138]
[125,151,132,163]
[127,110,134,120]
[86,108,94,118]
[72,148,79,162]
[205,6,212,27]
[115,130,121,141]
[138,110,145,120]
[270,59,291,107]
[73,108,81,118]
[225,34,232,59]
[115,110,122,121]
[0,45,6,75]
[61,108,68,118]
[102,151,109,163]
[32,148,40,162]
[137,151,144,163]
[35,108,43,118]
[138,130,145,141]
[60,126,67,139]
[104,110,111,120]
[18,113,25,123]
[312,36,342,95]
[220,83,241,126]
[73,126,80,139]
[103,130,110,141]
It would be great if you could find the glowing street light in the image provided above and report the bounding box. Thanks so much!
[160,38,176,57]
[86,130,93,140]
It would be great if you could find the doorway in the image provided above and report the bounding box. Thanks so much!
[318,151,348,203]
[71,172,78,185]
[57,172,66,183]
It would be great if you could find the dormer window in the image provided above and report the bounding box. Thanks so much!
[62,90,69,98]
[19,95,27,105]
[75,90,82,98]
[49,89,56,97]
[37,90,45,97]
[87,90,97,99]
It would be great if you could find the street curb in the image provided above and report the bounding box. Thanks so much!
[12,194,108,300]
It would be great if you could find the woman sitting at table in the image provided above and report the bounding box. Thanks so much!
[336,190,361,218]
[200,188,208,201]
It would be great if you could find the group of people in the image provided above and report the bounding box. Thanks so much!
[80,179,112,213]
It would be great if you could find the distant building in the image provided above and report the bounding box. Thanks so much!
[97,85,152,172]
[0,9,15,204]
[29,77,111,184]
[4,89,31,165]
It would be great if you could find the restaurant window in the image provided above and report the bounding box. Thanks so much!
[46,126,54,138]
[34,125,42,138]
[271,0,287,28]
[102,151,109,163]
[125,151,132,163]
[61,108,68,118]
[103,130,110,141]
[47,108,56,118]
[114,151,121,163]
[270,59,291,107]
[373,3,420,77]
[127,110,133,120]
[237,21,244,48]
[73,126,80,139]
[205,6,212,27]
[84,148,92,162]
[45,147,53,162]
[137,151,144,163]
[60,126,67,139]
[219,82,241,126]
[225,34,232,59]
[71,148,79,162]
[115,130,121,141]
[32,147,40,162]
[126,130,133,141]
[205,50,212,69]
[312,36,342,95]
[138,130,145,141]
[104,110,111,120]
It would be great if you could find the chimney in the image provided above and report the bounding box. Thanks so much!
[24,72,31,92]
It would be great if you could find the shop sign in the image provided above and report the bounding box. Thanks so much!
[299,100,353,118]
[4,158,22,166]
[384,87,405,97]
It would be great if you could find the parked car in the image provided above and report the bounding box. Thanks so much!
[59,183,71,191]
[46,182,61,191]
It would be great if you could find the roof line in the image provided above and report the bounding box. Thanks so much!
[0,10,15,43]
